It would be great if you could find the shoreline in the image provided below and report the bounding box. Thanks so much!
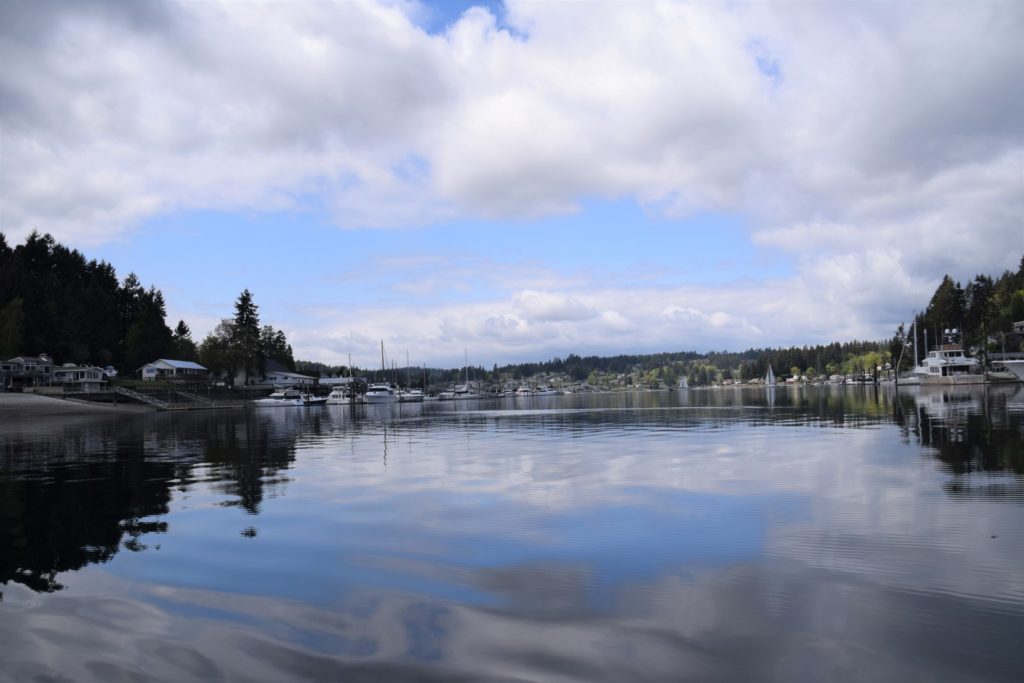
[0,392,156,419]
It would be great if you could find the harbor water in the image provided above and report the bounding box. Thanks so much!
[2,385,1024,681]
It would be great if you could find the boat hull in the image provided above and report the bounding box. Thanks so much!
[252,398,305,407]
[363,394,398,404]
[917,374,985,386]
[995,360,1024,382]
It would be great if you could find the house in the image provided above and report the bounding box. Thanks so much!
[218,358,315,388]
[262,369,317,387]
[1,354,54,390]
[319,376,356,387]
[1013,321,1024,335]
[139,359,208,381]
[53,363,108,393]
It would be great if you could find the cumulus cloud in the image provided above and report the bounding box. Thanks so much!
[3,0,1023,362]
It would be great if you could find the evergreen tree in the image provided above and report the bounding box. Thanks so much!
[231,289,261,384]
[171,320,199,361]
[0,297,25,358]
[259,325,294,371]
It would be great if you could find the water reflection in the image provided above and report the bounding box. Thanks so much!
[1,386,1024,681]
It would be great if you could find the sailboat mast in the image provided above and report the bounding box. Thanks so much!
[911,319,917,366]
[380,340,386,382]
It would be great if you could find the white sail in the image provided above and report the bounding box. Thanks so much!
[765,363,776,386]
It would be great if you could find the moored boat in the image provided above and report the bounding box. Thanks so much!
[325,386,350,404]
[364,383,398,404]
[911,329,983,385]
[252,387,320,407]
[988,357,1024,383]
[398,388,424,403]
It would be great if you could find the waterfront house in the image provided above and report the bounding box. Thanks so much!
[251,359,316,387]
[139,359,209,381]
[1,354,54,390]
[215,358,316,388]
[53,363,108,392]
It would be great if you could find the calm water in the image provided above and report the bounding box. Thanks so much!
[2,385,1024,682]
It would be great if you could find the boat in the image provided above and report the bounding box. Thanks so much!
[364,340,400,403]
[325,385,351,404]
[364,383,398,404]
[439,350,482,399]
[253,388,305,407]
[398,352,425,402]
[438,384,482,400]
[911,328,983,385]
[988,358,1024,382]
[252,387,323,407]
[765,363,776,387]
[398,388,424,403]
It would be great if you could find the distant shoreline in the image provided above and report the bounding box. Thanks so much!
[0,392,155,420]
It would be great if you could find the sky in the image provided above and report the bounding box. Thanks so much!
[2,0,1023,369]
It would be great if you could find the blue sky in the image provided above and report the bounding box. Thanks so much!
[2,0,1023,368]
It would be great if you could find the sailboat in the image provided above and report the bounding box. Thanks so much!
[439,350,481,400]
[765,363,776,387]
[398,351,424,402]
[364,340,399,404]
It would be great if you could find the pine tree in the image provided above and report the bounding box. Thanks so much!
[231,289,261,384]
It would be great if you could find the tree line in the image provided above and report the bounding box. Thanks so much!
[0,231,197,369]
[895,258,1024,372]
[0,232,293,381]
[3,231,1021,386]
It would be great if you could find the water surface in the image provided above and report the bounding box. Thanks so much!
[2,385,1024,681]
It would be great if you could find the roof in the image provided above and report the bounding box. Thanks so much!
[266,370,315,380]
[149,359,208,371]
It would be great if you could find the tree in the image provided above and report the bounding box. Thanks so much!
[171,320,199,361]
[922,275,966,341]
[0,296,24,358]
[889,323,911,374]
[199,320,235,386]
[124,288,173,372]
[230,289,261,384]
[259,325,294,370]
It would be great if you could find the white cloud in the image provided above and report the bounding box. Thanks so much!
[3,0,1024,363]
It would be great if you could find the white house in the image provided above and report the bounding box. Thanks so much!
[139,359,208,381]
[319,376,356,387]
[53,363,108,392]
[262,369,316,386]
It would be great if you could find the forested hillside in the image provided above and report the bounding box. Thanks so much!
[0,231,185,370]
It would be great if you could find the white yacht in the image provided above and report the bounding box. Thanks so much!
[253,387,324,407]
[438,384,481,400]
[325,386,350,404]
[912,329,983,385]
[989,357,1024,382]
[253,388,305,407]
[363,383,398,404]
[398,388,424,403]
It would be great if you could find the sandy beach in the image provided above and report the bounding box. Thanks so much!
[0,392,154,420]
